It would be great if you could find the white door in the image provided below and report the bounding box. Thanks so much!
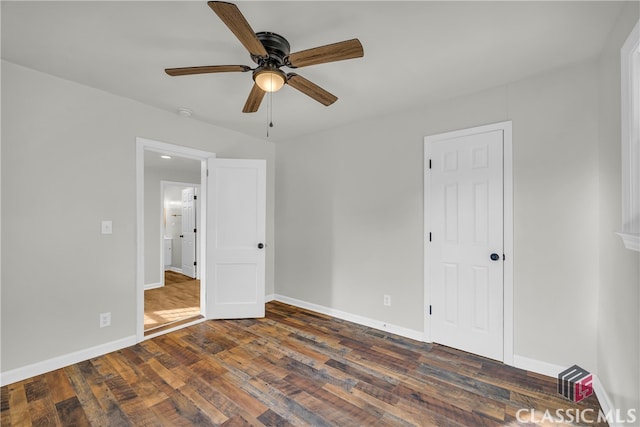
[181,187,197,278]
[426,129,504,361]
[207,158,266,319]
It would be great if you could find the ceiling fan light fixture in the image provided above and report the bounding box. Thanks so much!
[166,2,364,113]
[253,67,286,92]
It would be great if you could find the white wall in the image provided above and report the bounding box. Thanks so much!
[596,4,640,415]
[1,60,275,373]
[143,163,200,286]
[163,184,194,270]
[276,59,601,372]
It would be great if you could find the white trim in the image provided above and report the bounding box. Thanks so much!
[617,232,640,251]
[273,294,424,342]
[513,354,565,378]
[144,282,162,290]
[136,137,215,342]
[423,121,514,365]
[143,317,207,341]
[160,180,201,282]
[137,137,214,161]
[592,375,617,427]
[0,336,136,386]
[514,355,614,424]
[502,122,514,366]
[136,140,145,341]
[619,20,640,251]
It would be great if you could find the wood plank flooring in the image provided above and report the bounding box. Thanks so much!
[144,271,200,332]
[2,301,606,426]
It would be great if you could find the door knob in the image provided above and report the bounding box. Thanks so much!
[257,243,265,249]
[490,253,500,261]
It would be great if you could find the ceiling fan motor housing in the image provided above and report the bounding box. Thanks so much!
[250,32,291,67]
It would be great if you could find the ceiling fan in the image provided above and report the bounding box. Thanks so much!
[165,1,364,113]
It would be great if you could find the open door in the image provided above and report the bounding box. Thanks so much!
[181,187,197,278]
[207,158,266,319]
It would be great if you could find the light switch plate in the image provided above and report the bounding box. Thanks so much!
[99,312,111,328]
[101,220,113,234]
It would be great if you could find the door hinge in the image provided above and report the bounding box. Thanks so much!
[429,232,432,242]
[206,169,209,177]
[503,254,506,261]
[194,228,197,233]
[429,159,432,169]
[193,195,197,200]
[429,305,432,315]
[194,261,197,266]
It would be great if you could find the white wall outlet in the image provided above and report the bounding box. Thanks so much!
[99,312,111,328]
[101,220,113,235]
[383,295,391,306]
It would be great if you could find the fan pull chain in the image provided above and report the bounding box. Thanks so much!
[266,91,271,138]
[266,74,274,138]
[269,89,274,128]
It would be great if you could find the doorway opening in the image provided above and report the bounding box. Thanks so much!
[136,138,215,341]
[144,181,202,334]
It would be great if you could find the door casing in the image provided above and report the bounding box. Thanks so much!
[423,121,513,366]
[160,181,201,282]
[136,138,214,341]
[180,186,198,278]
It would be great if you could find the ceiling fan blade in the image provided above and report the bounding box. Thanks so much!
[286,74,337,106]
[242,84,266,113]
[165,65,251,76]
[287,39,363,68]
[208,1,268,58]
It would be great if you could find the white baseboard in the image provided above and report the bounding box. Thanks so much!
[272,294,424,342]
[1,335,137,386]
[144,282,162,290]
[269,298,618,420]
[591,375,618,426]
[514,355,615,423]
[513,354,566,378]
[1,296,616,424]
[143,317,207,340]
[167,267,182,274]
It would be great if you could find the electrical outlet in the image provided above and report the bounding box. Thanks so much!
[383,295,391,306]
[101,220,113,235]
[99,312,111,328]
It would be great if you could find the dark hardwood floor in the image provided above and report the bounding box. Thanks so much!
[2,301,605,426]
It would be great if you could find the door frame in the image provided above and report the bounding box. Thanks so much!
[160,181,201,282]
[423,121,513,365]
[136,137,215,342]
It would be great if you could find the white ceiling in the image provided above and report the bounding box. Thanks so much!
[1,1,625,142]
[145,150,202,174]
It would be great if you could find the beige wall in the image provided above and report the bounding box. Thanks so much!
[143,162,200,286]
[596,4,640,415]
[1,60,276,372]
[2,6,638,413]
[276,8,640,411]
[276,60,601,372]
